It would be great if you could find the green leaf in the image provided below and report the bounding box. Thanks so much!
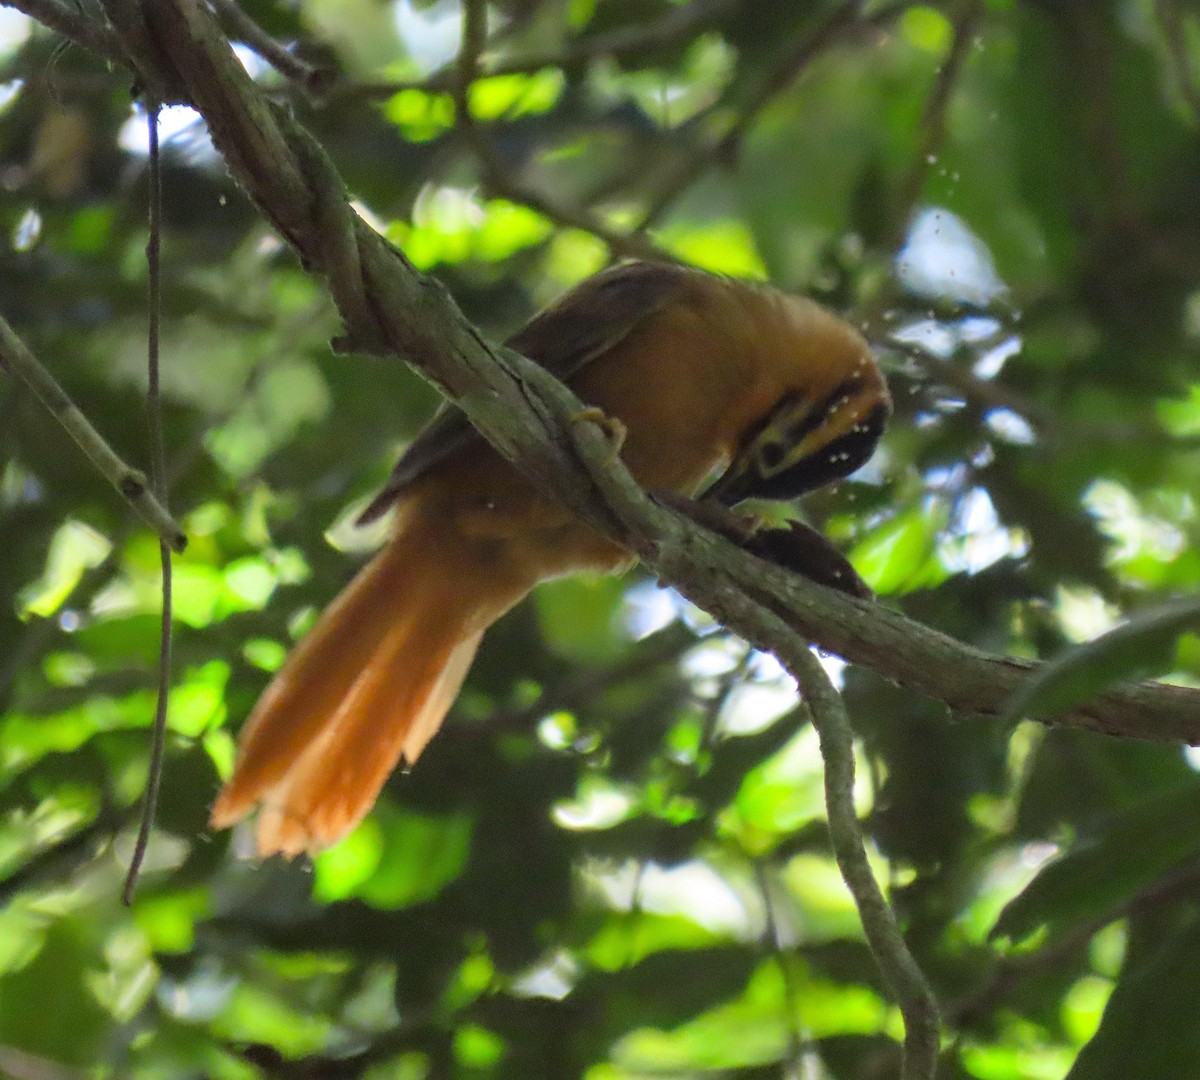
[659,219,768,277]
[992,782,1200,945]
[848,504,951,595]
[383,89,455,142]
[585,912,726,971]
[0,917,111,1067]
[316,804,474,910]
[1002,595,1200,723]
[535,574,628,662]
[610,960,887,1071]
[468,71,564,120]
[1067,915,1200,1080]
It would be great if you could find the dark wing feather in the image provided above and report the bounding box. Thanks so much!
[357,261,694,524]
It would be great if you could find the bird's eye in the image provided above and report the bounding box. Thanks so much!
[757,438,787,474]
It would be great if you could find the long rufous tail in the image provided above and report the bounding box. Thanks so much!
[211,516,517,856]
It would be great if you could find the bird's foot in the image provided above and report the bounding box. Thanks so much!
[571,407,628,460]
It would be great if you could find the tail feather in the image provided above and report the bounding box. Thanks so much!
[210,543,417,829]
[211,516,520,856]
[254,627,483,856]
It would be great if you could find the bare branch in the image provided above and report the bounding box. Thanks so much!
[0,313,187,552]
[123,103,174,905]
[208,0,334,94]
[786,645,941,1079]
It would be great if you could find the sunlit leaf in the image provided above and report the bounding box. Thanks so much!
[468,71,564,120]
[848,504,951,595]
[133,889,210,954]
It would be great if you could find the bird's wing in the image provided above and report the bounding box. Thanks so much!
[356,261,693,524]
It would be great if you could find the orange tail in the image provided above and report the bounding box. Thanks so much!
[211,515,520,856]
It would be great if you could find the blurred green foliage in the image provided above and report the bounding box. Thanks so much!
[2,0,1200,1077]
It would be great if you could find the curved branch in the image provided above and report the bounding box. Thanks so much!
[79,0,1200,749]
[785,645,940,1079]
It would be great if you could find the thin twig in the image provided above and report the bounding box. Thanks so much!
[450,0,661,262]
[123,103,174,905]
[337,0,739,100]
[208,0,333,93]
[0,315,187,552]
[887,0,985,249]
[638,0,876,230]
[784,645,941,1079]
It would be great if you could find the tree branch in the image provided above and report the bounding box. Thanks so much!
[450,0,662,262]
[4,0,125,66]
[785,646,940,1079]
[336,0,740,100]
[886,0,985,249]
[208,0,333,94]
[0,312,187,552]
[637,0,902,231]
[20,7,1200,1065]
[74,0,1200,751]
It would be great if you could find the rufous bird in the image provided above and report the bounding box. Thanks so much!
[210,261,891,856]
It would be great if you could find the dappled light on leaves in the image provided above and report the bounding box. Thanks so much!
[3,0,1200,1077]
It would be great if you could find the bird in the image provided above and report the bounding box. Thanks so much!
[210,261,891,856]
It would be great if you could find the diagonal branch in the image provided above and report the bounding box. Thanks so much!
[69,0,1200,749]
[637,0,869,230]
[886,0,986,249]
[208,0,333,93]
[5,0,126,65]
[0,312,187,552]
